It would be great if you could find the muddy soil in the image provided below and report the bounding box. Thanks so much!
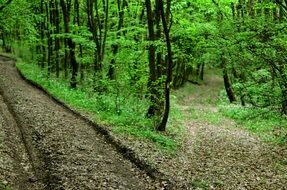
[0,56,161,189]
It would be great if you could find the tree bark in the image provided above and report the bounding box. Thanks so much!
[222,54,236,103]
[60,0,78,88]
[158,0,172,131]
[145,0,159,117]
[54,0,60,77]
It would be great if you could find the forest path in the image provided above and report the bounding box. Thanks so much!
[169,71,287,189]
[0,56,161,190]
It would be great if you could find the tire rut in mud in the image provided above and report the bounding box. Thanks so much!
[0,92,43,189]
[0,57,161,189]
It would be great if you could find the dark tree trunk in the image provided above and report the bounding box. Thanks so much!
[60,0,78,88]
[40,0,46,68]
[145,0,159,117]
[102,0,109,61]
[223,69,236,103]
[87,0,102,72]
[74,0,84,81]
[54,0,60,78]
[46,1,53,76]
[64,39,68,78]
[222,54,236,103]
[158,0,172,131]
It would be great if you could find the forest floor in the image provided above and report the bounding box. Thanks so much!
[0,56,162,190]
[0,55,287,190]
[155,71,287,189]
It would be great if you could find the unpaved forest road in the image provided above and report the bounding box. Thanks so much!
[0,56,161,190]
[170,73,287,189]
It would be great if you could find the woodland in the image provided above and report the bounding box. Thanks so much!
[1,0,287,130]
[1,0,287,152]
[0,0,287,188]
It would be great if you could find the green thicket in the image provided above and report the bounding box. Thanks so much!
[1,0,287,144]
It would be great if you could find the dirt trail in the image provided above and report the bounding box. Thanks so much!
[0,92,42,190]
[176,73,287,189]
[0,57,161,189]
[142,72,287,189]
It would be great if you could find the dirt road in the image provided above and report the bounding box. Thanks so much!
[0,56,160,189]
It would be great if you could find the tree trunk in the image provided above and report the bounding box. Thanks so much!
[54,0,60,78]
[145,0,159,117]
[157,0,172,131]
[222,54,236,103]
[108,0,126,80]
[46,2,53,76]
[60,0,78,88]
[74,0,84,81]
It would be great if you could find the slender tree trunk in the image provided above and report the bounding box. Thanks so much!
[74,0,84,81]
[95,0,102,71]
[87,0,101,72]
[158,0,172,131]
[64,39,68,78]
[40,0,46,68]
[54,0,60,77]
[60,0,78,88]
[222,54,236,103]
[101,0,109,60]
[46,1,53,76]
[145,0,159,117]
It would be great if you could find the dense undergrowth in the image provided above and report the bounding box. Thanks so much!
[16,61,185,152]
[219,103,287,145]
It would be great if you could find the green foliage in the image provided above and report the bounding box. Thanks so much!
[191,179,209,189]
[219,103,287,144]
[2,0,287,153]
[0,181,11,190]
[113,126,176,152]
[16,61,182,151]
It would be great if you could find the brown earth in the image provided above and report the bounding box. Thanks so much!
[152,72,287,189]
[0,56,162,189]
[120,71,287,189]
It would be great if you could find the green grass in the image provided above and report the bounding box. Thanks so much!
[191,179,209,189]
[188,107,222,125]
[174,77,287,145]
[0,181,12,190]
[219,103,287,144]
[113,126,176,151]
[16,62,183,152]
[174,84,194,101]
